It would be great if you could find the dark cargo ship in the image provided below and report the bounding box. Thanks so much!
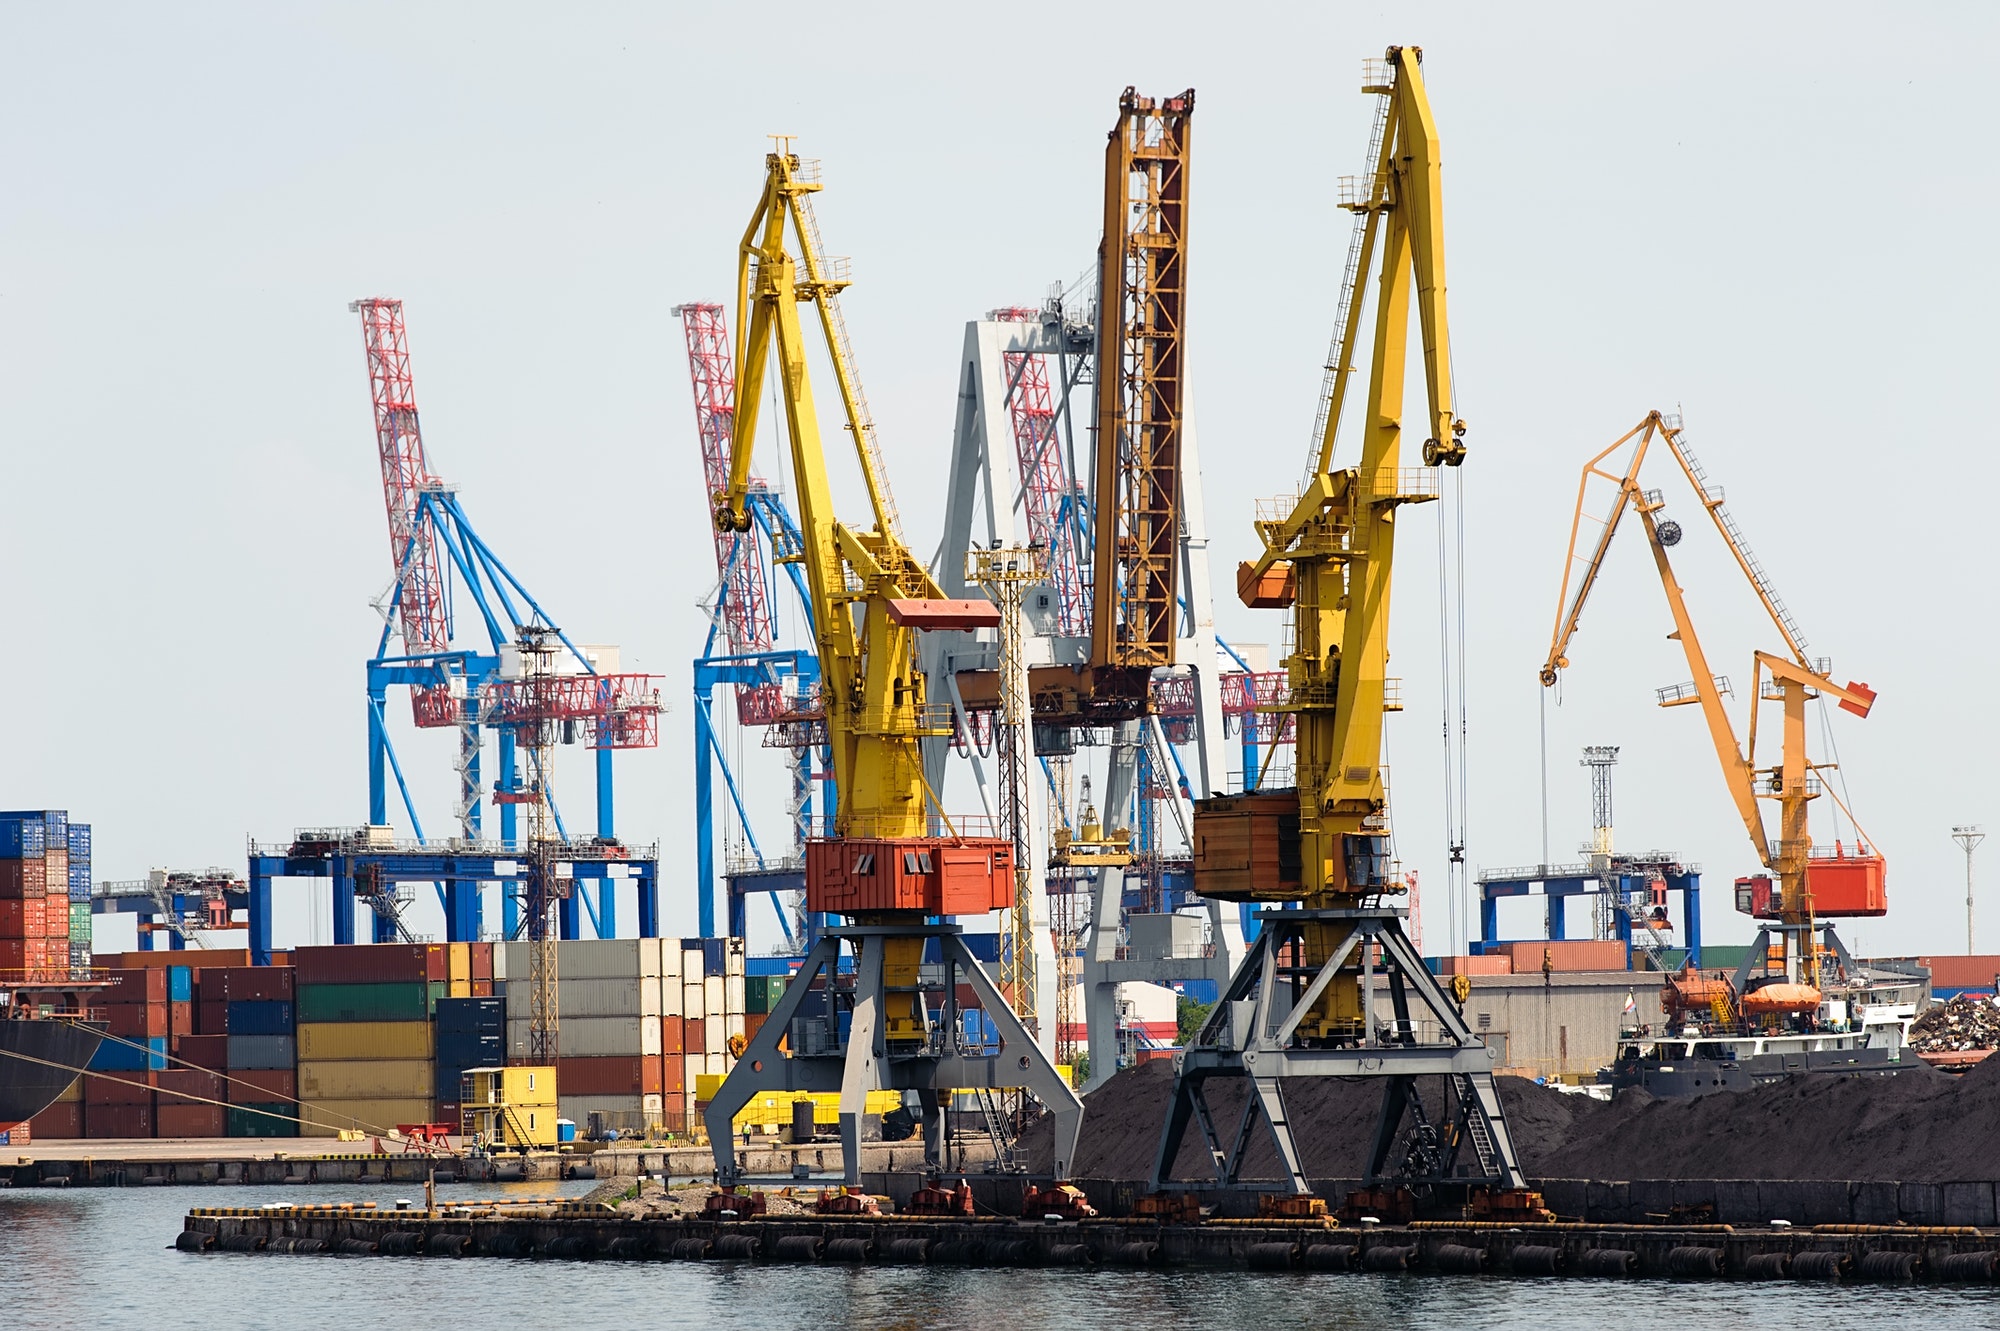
[0,989,105,1132]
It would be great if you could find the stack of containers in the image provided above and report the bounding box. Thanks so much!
[66,823,90,976]
[0,816,48,980]
[84,965,176,1137]
[678,936,747,1134]
[212,965,299,1136]
[502,938,668,1136]
[294,943,441,1136]
[434,994,504,1126]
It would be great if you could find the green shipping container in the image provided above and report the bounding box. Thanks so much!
[227,1103,300,1137]
[296,981,433,1024]
[745,975,787,1015]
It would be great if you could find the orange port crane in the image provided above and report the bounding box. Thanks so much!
[701,144,1084,1188]
[1540,410,1880,991]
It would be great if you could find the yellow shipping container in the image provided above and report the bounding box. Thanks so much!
[449,941,472,985]
[296,1020,433,1061]
[298,1098,438,1137]
[298,1058,435,1100]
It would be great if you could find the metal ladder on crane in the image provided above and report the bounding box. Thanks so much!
[1453,1074,1500,1176]
[972,1089,1020,1172]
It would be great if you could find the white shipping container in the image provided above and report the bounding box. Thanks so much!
[659,976,682,1018]
[725,937,746,977]
[704,1018,726,1057]
[726,1013,746,1043]
[683,981,706,1020]
[544,1015,662,1057]
[704,1052,728,1077]
[725,974,745,1017]
[558,938,659,980]
[554,977,658,1018]
[681,949,703,983]
[659,940,681,983]
[704,975,724,1021]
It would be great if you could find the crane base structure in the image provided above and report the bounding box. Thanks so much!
[703,921,1083,1187]
[1148,907,1525,1197]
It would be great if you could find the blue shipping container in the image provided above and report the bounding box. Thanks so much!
[433,996,505,1032]
[0,810,66,841]
[90,1036,167,1072]
[225,1000,294,1035]
[225,1035,296,1070]
[66,823,90,860]
[700,937,728,977]
[0,819,45,859]
[68,863,89,900]
[168,966,192,1002]
[436,1033,504,1069]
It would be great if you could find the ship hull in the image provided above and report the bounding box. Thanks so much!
[0,1018,104,1130]
[1602,1043,1911,1097]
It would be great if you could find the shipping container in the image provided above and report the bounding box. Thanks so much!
[109,968,168,1002]
[556,938,663,981]
[224,1034,296,1070]
[448,941,472,986]
[226,1068,296,1104]
[84,1069,155,1104]
[168,1000,192,1035]
[661,1014,684,1056]
[90,1036,166,1072]
[298,1098,439,1138]
[291,943,445,986]
[106,1004,167,1039]
[296,981,431,1024]
[551,977,662,1018]
[167,966,193,1002]
[157,1102,226,1137]
[434,996,505,1032]
[196,1001,229,1034]
[68,863,91,901]
[683,979,707,1020]
[506,1014,659,1058]
[298,1059,434,1100]
[225,1001,295,1036]
[208,966,294,1002]
[0,859,47,899]
[84,1103,153,1138]
[66,823,90,861]
[227,1103,299,1137]
[173,1034,228,1070]
[436,1032,504,1071]
[558,1093,659,1133]
[296,1020,432,1061]
[726,974,745,1017]
[471,941,494,981]
[0,819,46,859]
[556,1055,662,1097]
[705,975,725,1022]
[156,1068,225,1106]
[27,1101,81,1139]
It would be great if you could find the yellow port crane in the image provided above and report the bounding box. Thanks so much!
[1154,48,1529,1201]
[702,145,1084,1188]
[1540,410,1878,991]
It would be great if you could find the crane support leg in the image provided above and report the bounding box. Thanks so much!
[705,922,1083,1187]
[1148,907,1523,1196]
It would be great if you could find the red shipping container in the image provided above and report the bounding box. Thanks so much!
[0,938,52,978]
[0,897,47,937]
[44,903,66,938]
[0,859,47,900]
[226,1069,296,1104]
[27,1101,82,1139]
[196,1001,229,1034]
[211,966,294,1002]
[684,1019,706,1057]
[1438,955,1513,977]
[107,968,169,1002]
[157,1103,226,1138]
[102,950,250,971]
[85,1071,155,1106]
[156,1068,225,1107]
[471,979,493,997]
[471,942,494,981]
[84,1103,154,1138]
[168,1001,193,1035]
[291,943,446,985]
[174,1034,229,1070]
[1499,939,1629,974]
[557,1056,661,1097]
[660,1054,686,1095]
[107,1003,167,1039]
[661,1014,684,1056]
[806,837,1012,916]
[744,1012,767,1044]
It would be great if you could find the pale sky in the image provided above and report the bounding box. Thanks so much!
[4,3,1992,959]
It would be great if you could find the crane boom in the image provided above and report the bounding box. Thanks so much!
[1540,410,1878,987]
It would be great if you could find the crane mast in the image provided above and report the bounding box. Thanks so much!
[703,147,1083,1189]
[1154,49,1526,1205]
[1540,411,1878,990]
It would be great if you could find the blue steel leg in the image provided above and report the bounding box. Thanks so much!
[1548,890,1566,941]
[1685,877,1702,967]
[728,881,747,939]
[560,885,580,940]
[139,910,157,951]
[1480,888,1499,948]
[597,877,615,939]
[637,864,658,938]
[333,861,356,947]
[248,858,273,966]
[596,742,614,840]
[368,687,389,827]
[169,898,186,950]
[695,682,716,939]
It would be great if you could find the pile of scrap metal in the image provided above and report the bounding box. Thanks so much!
[1910,993,2000,1069]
